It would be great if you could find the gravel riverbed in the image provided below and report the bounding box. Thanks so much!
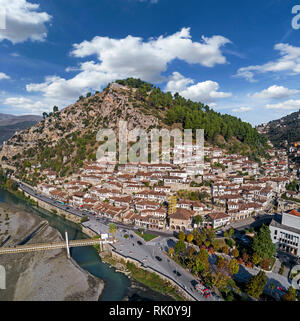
[0,203,104,301]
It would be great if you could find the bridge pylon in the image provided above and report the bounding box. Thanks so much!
[65,231,71,259]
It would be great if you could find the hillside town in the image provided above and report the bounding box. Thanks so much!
[20,143,297,240]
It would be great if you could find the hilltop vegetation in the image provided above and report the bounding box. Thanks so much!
[115,78,270,160]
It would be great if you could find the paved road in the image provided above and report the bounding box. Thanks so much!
[84,218,221,301]
[223,214,274,232]
[18,183,221,301]
[233,263,292,301]
[19,182,84,218]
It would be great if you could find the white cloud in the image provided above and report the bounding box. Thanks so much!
[0,72,10,80]
[71,28,230,81]
[165,72,232,104]
[23,28,230,111]
[235,43,300,82]
[251,85,300,100]
[3,96,45,113]
[232,107,253,113]
[2,96,63,114]
[0,0,52,44]
[265,99,300,110]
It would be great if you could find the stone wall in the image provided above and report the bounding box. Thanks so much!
[82,226,98,238]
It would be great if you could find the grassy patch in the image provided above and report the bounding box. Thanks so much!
[126,262,184,301]
[135,231,158,242]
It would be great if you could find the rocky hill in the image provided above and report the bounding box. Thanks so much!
[0,113,42,127]
[0,78,270,181]
[256,110,300,148]
[0,113,42,147]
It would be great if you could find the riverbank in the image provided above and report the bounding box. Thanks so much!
[18,183,187,301]
[99,251,184,301]
[0,202,104,301]
[0,188,177,301]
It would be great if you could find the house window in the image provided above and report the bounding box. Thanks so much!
[274,230,277,235]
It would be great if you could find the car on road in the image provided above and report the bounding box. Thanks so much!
[130,234,134,238]
[193,281,211,297]
[173,270,181,277]
[155,256,162,262]
[137,241,143,245]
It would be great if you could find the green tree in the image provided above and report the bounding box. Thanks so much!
[228,228,234,237]
[80,216,88,223]
[193,249,209,273]
[252,225,276,260]
[53,106,59,113]
[229,259,239,275]
[109,223,117,236]
[174,240,186,255]
[245,271,267,299]
[193,215,203,225]
[251,253,261,266]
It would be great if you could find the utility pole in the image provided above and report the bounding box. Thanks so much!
[65,231,70,259]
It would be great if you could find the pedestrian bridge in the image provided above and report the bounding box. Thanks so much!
[0,237,115,255]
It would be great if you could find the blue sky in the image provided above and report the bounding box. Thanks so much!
[1,0,300,125]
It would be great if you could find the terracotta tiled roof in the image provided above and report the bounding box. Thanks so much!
[287,210,300,218]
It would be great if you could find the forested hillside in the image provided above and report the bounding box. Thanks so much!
[117,78,270,160]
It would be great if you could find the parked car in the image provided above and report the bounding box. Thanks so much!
[277,286,286,292]
[137,240,143,245]
[155,256,162,262]
[194,282,211,297]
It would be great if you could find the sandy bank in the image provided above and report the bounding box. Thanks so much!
[0,203,104,301]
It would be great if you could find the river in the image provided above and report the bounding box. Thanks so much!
[0,189,174,301]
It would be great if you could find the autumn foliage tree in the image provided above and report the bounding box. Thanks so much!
[168,247,175,257]
[178,231,186,241]
[186,233,194,243]
[231,248,239,258]
[282,286,297,301]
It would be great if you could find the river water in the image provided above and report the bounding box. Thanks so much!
[0,189,173,301]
